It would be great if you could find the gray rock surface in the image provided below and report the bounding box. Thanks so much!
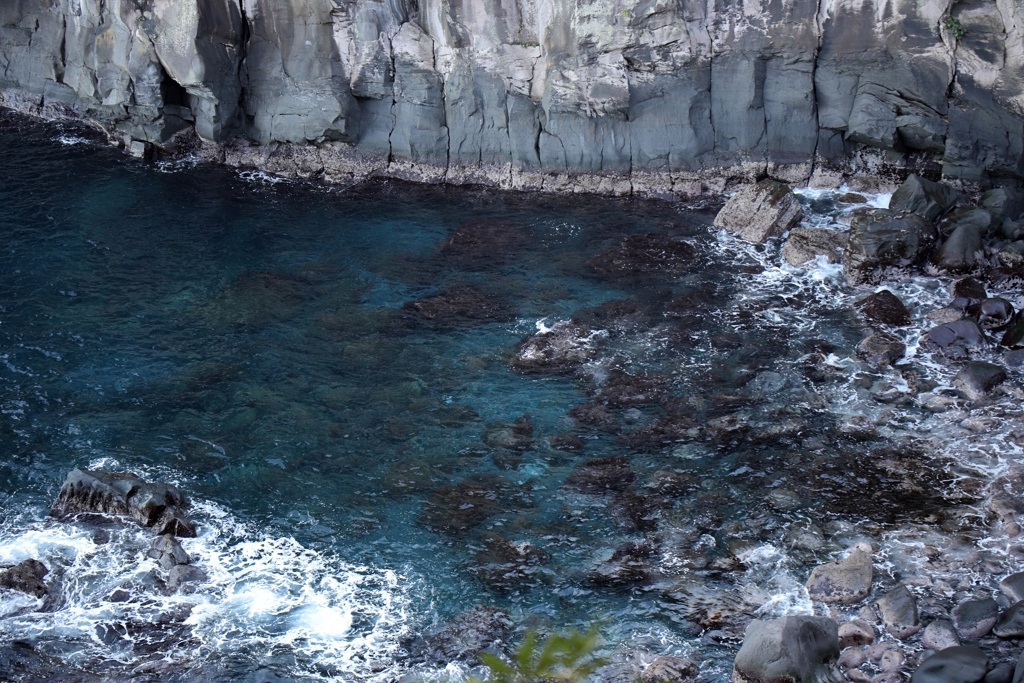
[844,209,936,286]
[838,619,875,649]
[875,584,920,640]
[1000,573,1024,603]
[910,647,988,683]
[981,188,1024,226]
[856,331,905,368]
[994,601,1024,638]
[714,181,803,243]
[954,362,1007,400]
[640,655,698,683]
[922,620,961,651]
[3,0,1024,194]
[782,228,848,266]
[932,223,983,272]
[951,598,999,639]
[806,545,873,604]
[0,559,48,598]
[732,616,842,683]
[890,176,959,222]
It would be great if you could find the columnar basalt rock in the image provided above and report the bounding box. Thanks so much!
[2,0,1024,194]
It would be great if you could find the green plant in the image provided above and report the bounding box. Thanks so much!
[943,15,967,39]
[473,627,606,683]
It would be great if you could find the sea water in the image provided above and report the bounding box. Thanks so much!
[0,111,1021,682]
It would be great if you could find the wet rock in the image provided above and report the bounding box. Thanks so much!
[644,470,698,497]
[875,584,920,639]
[509,321,605,373]
[984,663,1013,683]
[938,207,993,238]
[1002,219,1024,241]
[420,473,525,536]
[844,209,936,285]
[166,564,206,593]
[1000,573,1024,603]
[932,223,983,272]
[968,299,1015,331]
[593,372,668,407]
[879,649,905,672]
[1001,316,1024,348]
[980,187,1024,226]
[998,242,1024,270]
[50,469,196,537]
[954,362,1007,400]
[564,456,634,494]
[952,278,988,300]
[586,233,698,281]
[147,534,190,570]
[439,221,529,265]
[782,227,848,266]
[618,411,700,451]
[993,601,1024,638]
[856,290,912,326]
[856,330,905,368]
[1004,350,1024,368]
[732,615,842,683]
[713,180,804,243]
[382,459,439,495]
[838,618,876,648]
[910,646,988,683]
[0,559,48,598]
[839,648,867,669]
[588,541,654,586]
[482,415,534,451]
[403,286,510,324]
[923,620,961,651]
[471,534,551,593]
[570,399,622,433]
[806,544,873,604]
[837,193,869,205]
[952,598,999,639]
[924,319,988,356]
[548,434,585,451]
[408,606,512,665]
[889,175,959,222]
[640,655,698,683]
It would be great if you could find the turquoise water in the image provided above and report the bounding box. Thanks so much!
[0,112,1000,682]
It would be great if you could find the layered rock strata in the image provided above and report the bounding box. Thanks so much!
[1,0,1023,194]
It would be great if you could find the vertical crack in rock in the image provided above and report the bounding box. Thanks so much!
[386,33,397,167]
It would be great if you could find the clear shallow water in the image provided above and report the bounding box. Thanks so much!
[0,111,1022,682]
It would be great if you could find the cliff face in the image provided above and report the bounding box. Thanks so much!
[2,0,1022,194]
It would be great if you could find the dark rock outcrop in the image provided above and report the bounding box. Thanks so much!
[732,616,841,683]
[50,469,196,537]
[844,210,936,285]
[714,181,803,243]
[0,559,48,598]
[954,362,1007,400]
[641,656,698,683]
[855,290,911,326]
[782,228,848,266]
[407,606,512,665]
[910,647,988,683]
[889,175,959,222]
[855,330,905,368]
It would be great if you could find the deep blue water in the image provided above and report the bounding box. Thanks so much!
[0,111,1003,682]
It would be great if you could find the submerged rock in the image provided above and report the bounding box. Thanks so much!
[954,362,1007,400]
[806,544,873,604]
[509,321,605,373]
[482,415,535,451]
[713,180,803,243]
[420,473,526,536]
[587,232,698,281]
[889,175,959,222]
[407,606,512,665]
[969,299,1015,331]
[910,647,988,683]
[844,209,936,285]
[856,290,911,326]
[875,583,920,639]
[403,286,511,324]
[782,227,848,266]
[471,534,551,593]
[732,616,841,683]
[0,559,48,598]
[564,456,634,494]
[856,330,905,368]
[641,655,698,683]
[50,469,196,537]
[588,541,655,587]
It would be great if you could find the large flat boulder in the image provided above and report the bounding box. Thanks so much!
[49,469,196,537]
[714,180,804,243]
[844,209,936,285]
[782,228,848,266]
[889,175,959,221]
[911,647,988,683]
[732,616,842,683]
[806,545,873,604]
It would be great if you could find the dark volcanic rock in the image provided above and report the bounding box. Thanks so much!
[420,474,527,536]
[148,534,190,570]
[471,534,551,593]
[889,175,959,221]
[932,223,983,272]
[910,647,988,683]
[1001,316,1024,348]
[509,321,604,373]
[1000,572,1024,603]
[997,241,1024,269]
[856,290,912,326]
[969,298,1015,330]
[564,456,634,494]
[403,286,510,324]
[844,209,936,285]
[439,221,528,265]
[482,415,534,451]
[587,232,698,281]
[588,540,655,586]
[167,564,207,593]
[981,187,1024,226]
[408,606,512,665]
[993,601,1024,638]
[954,361,1007,400]
[0,559,48,598]
[713,180,803,243]
[875,583,920,639]
[925,319,988,356]
[50,469,196,537]
[856,330,905,367]
[641,656,698,683]
[937,207,993,238]
[805,545,873,604]
[732,616,841,683]
[951,598,998,639]
[952,278,988,300]
[782,227,848,266]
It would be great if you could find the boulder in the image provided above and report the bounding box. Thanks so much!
[980,187,1024,226]
[889,175,959,221]
[782,228,848,266]
[844,209,936,285]
[564,456,634,494]
[875,583,919,639]
[49,469,196,537]
[993,601,1024,638]
[732,616,842,683]
[937,207,994,238]
[1002,316,1024,348]
[509,321,605,373]
[951,598,999,639]
[806,545,873,604]
[932,223,983,272]
[910,647,988,683]
[968,299,1015,330]
[985,663,1013,683]
[713,180,804,243]
[954,362,1007,400]
[167,564,207,593]
[855,330,905,368]
[997,242,1024,269]
[952,278,988,300]
[587,233,698,281]
[1004,349,1024,368]
[855,290,912,326]
[923,620,962,651]
[838,619,875,648]
[0,559,48,598]
[641,655,698,683]
[148,534,190,570]
[407,606,512,665]
[1002,219,1024,241]
[925,319,987,356]
[1000,573,1024,603]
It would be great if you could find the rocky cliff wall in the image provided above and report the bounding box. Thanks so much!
[2,0,1022,195]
